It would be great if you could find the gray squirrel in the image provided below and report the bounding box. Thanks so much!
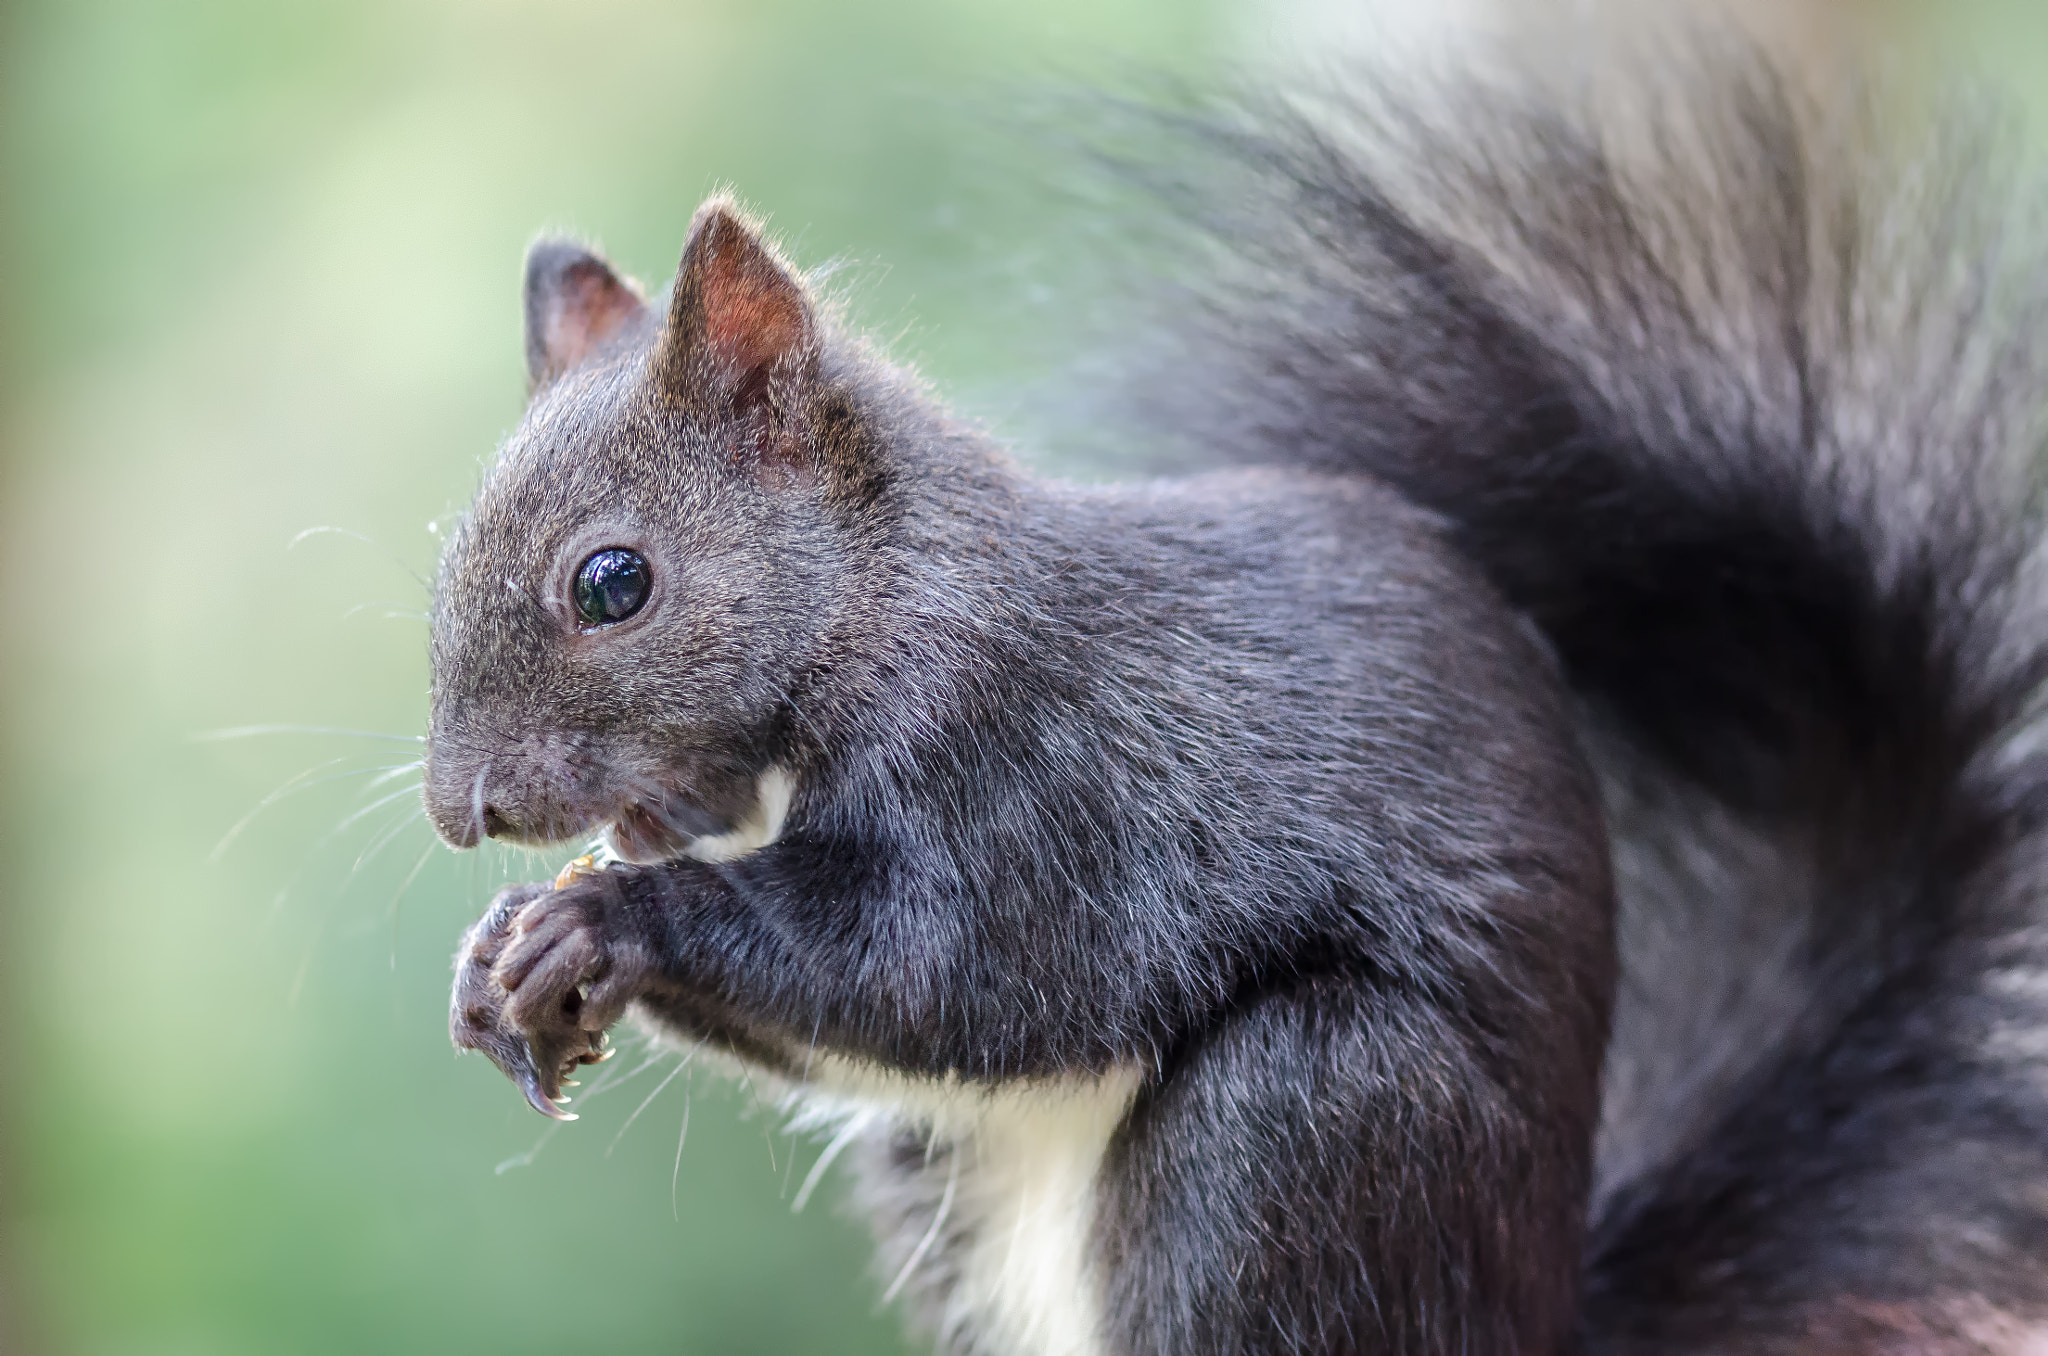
[422,41,2048,1356]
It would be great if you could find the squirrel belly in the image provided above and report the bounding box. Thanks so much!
[775,1056,1143,1356]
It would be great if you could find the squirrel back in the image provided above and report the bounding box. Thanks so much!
[1140,47,2048,1350]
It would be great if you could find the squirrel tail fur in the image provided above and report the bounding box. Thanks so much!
[1141,47,2048,1353]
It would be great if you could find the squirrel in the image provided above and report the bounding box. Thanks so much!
[422,37,2048,1356]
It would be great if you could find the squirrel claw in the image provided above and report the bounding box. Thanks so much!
[518,1068,578,1121]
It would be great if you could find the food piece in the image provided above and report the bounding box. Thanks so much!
[552,853,598,890]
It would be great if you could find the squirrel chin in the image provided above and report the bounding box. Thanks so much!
[602,765,796,866]
[602,799,695,865]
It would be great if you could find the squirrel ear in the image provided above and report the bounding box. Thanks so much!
[524,240,648,390]
[654,199,816,417]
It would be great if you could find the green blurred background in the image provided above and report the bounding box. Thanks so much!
[3,2,2047,1353]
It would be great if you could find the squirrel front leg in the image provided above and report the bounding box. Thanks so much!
[452,839,1167,1113]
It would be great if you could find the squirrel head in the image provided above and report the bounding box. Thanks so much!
[423,198,876,860]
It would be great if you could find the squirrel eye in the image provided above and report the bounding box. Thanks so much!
[572,548,651,627]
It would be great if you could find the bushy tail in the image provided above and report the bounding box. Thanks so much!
[1144,45,2048,1352]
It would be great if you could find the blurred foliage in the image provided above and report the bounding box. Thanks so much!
[3,1,2047,1354]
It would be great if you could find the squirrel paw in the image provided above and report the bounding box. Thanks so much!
[450,872,646,1120]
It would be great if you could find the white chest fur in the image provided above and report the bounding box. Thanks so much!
[681,766,795,863]
[786,1057,1143,1356]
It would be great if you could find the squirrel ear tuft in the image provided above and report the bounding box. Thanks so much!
[524,241,648,391]
[655,199,816,417]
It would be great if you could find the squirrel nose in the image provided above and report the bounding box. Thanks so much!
[422,763,502,850]
[428,801,509,851]
[423,732,554,848]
